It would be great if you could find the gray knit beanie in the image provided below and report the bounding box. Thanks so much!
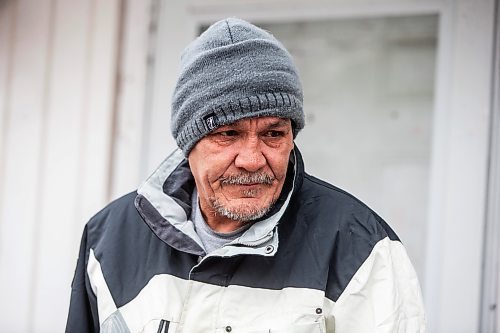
[171,18,305,155]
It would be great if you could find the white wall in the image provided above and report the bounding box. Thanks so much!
[0,0,121,331]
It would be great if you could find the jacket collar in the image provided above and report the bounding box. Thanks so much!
[135,146,304,257]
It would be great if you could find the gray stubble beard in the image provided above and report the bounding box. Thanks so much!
[211,172,278,223]
[210,197,274,223]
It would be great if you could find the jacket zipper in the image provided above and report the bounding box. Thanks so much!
[157,319,167,333]
[189,231,274,277]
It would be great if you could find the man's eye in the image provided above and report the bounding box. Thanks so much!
[218,130,239,137]
[264,130,284,138]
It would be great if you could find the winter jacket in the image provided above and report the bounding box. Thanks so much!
[66,146,425,333]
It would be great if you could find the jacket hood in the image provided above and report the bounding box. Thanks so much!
[134,146,304,257]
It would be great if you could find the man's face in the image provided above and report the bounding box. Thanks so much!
[188,116,294,231]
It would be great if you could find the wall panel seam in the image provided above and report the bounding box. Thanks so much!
[106,0,126,202]
[28,0,58,329]
[0,0,17,261]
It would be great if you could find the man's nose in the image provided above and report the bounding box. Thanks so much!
[234,138,266,172]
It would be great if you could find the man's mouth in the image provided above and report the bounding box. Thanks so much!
[219,172,275,186]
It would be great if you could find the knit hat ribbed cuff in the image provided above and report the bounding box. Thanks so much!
[176,92,303,154]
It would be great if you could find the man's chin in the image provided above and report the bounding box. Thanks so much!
[211,199,273,222]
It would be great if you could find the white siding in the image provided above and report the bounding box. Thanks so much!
[109,0,152,199]
[0,0,121,331]
[0,1,55,331]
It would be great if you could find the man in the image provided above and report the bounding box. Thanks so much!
[66,18,425,332]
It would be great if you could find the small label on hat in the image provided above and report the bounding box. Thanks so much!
[203,113,219,131]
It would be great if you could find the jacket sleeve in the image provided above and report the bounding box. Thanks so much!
[66,225,100,333]
[332,236,426,332]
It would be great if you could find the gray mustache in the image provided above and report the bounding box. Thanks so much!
[220,173,275,186]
